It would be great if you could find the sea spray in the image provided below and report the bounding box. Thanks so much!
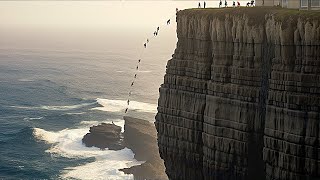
[33,121,142,179]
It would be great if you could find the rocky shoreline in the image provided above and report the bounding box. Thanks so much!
[82,116,168,180]
[120,116,168,180]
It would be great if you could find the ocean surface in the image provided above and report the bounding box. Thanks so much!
[0,1,242,179]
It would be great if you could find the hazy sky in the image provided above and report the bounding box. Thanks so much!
[0,1,199,52]
[0,1,197,30]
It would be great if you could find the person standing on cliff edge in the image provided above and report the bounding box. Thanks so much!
[204,1,206,8]
[219,0,222,8]
[198,2,201,8]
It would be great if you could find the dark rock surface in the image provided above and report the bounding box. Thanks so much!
[120,116,168,180]
[155,7,320,180]
[82,118,167,180]
[82,123,124,150]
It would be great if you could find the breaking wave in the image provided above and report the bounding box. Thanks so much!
[33,119,141,179]
[10,102,96,111]
[92,98,157,113]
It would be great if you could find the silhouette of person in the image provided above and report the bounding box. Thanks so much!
[225,0,228,7]
[198,2,201,8]
[127,99,130,105]
[233,1,236,7]
[237,1,240,6]
[134,74,137,78]
[138,59,141,63]
[167,19,170,25]
[204,1,206,8]
[125,108,128,113]
[144,43,147,48]
[219,0,222,8]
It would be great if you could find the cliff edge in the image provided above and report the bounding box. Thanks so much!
[155,7,320,180]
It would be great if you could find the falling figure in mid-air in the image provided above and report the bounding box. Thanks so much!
[167,19,170,25]
[134,74,137,78]
[138,59,141,63]
[125,108,128,113]
[131,82,134,86]
[136,65,139,70]
[127,99,130,105]
[144,43,147,48]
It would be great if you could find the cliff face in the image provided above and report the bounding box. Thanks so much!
[121,116,168,180]
[155,8,320,180]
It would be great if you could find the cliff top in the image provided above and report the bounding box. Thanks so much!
[179,7,320,25]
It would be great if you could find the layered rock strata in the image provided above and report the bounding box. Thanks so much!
[155,7,320,180]
[120,116,168,180]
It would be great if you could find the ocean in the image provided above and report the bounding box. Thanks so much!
[0,1,240,179]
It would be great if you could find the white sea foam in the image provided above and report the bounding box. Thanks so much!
[18,78,34,82]
[79,119,125,133]
[65,112,86,115]
[10,102,95,111]
[33,121,141,179]
[40,102,95,111]
[93,98,157,113]
[61,155,138,180]
[23,117,44,121]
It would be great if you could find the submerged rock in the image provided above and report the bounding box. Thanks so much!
[82,123,124,150]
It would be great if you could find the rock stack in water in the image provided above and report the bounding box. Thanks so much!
[82,123,124,150]
[155,7,320,180]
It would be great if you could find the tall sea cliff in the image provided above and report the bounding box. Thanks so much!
[155,7,320,180]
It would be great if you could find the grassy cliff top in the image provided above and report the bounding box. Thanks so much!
[179,7,320,25]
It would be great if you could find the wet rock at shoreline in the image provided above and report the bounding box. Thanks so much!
[82,123,124,150]
[120,116,168,180]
